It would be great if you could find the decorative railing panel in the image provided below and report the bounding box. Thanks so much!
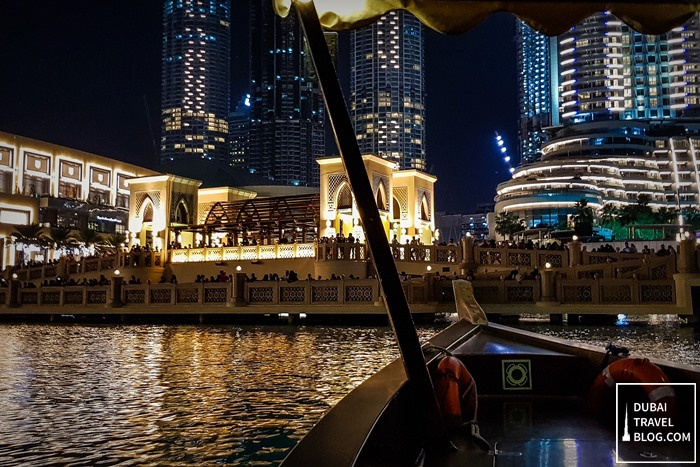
[20,291,39,305]
[64,289,85,305]
[640,283,675,303]
[204,286,228,303]
[507,252,533,267]
[472,283,501,303]
[601,284,632,303]
[296,243,315,258]
[248,286,274,303]
[276,245,295,259]
[345,285,374,303]
[125,289,146,304]
[176,287,199,303]
[506,285,536,303]
[538,252,564,269]
[42,290,61,305]
[311,285,340,303]
[150,288,172,304]
[280,286,305,303]
[562,284,593,303]
[259,245,277,260]
[205,248,222,262]
[87,289,107,305]
[223,247,240,261]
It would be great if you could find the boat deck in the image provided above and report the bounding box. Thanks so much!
[422,397,614,466]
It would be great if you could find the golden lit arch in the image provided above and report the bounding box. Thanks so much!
[376,180,387,211]
[141,197,155,223]
[337,183,353,210]
[420,194,430,221]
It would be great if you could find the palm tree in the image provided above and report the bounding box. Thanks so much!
[599,203,619,227]
[619,195,654,226]
[494,211,525,241]
[70,227,105,253]
[103,232,127,254]
[11,223,49,264]
[44,226,76,261]
[653,207,678,225]
[572,199,594,237]
[46,226,75,249]
[11,223,48,244]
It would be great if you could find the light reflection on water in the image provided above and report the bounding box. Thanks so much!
[0,315,696,465]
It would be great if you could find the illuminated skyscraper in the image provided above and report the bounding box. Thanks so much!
[556,12,700,122]
[516,20,556,165]
[500,13,700,228]
[351,11,426,170]
[248,1,325,187]
[160,0,231,164]
[228,93,251,168]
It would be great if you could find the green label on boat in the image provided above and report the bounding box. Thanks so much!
[502,359,532,390]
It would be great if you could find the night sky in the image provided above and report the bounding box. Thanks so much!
[0,1,518,213]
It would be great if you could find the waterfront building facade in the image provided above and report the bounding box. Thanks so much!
[248,0,325,187]
[350,11,426,171]
[160,0,231,165]
[495,121,700,228]
[504,13,700,228]
[318,155,436,246]
[0,131,157,267]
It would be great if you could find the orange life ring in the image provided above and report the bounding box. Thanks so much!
[434,355,478,429]
[588,358,677,417]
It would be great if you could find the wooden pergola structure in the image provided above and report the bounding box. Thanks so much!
[188,194,320,246]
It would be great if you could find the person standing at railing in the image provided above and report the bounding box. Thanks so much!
[392,235,400,259]
[347,233,356,259]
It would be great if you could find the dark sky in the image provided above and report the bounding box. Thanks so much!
[0,1,517,213]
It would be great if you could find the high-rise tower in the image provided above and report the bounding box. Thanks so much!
[160,0,230,165]
[248,1,325,187]
[516,20,556,165]
[557,12,700,122]
[350,11,426,171]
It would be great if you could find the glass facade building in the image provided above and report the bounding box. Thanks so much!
[516,21,556,165]
[160,0,231,165]
[248,1,325,187]
[503,13,700,228]
[350,11,426,171]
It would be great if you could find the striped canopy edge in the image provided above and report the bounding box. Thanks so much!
[274,0,700,35]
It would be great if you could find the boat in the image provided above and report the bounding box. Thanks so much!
[273,1,700,465]
[282,281,699,465]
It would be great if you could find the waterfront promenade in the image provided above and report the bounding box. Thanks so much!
[2,235,699,322]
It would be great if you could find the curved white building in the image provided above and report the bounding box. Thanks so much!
[495,121,700,227]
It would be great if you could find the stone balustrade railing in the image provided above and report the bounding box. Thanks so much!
[246,279,379,305]
[0,274,679,310]
[557,278,676,305]
[170,243,317,263]
[475,246,568,269]
[391,244,460,263]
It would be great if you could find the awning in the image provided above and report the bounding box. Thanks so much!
[274,0,700,35]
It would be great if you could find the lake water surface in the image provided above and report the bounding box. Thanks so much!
[0,315,696,465]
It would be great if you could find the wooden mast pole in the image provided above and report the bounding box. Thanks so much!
[292,0,449,448]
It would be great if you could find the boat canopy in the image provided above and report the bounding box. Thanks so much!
[274,0,700,35]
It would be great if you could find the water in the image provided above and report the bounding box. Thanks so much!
[0,315,697,466]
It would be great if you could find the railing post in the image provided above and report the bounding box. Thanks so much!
[232,273,247,306]
[111,274,124,308]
